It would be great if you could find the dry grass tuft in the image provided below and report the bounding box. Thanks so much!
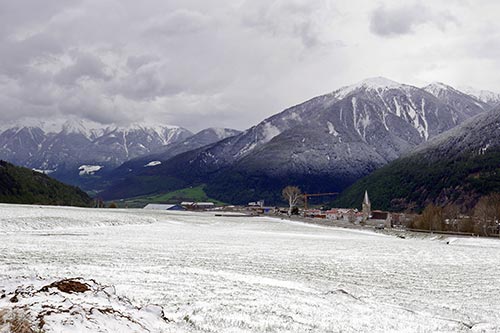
[0,308,37,333]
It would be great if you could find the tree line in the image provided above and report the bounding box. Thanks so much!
[410,193,500,236]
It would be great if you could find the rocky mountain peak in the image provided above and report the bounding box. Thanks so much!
[460,86,500,106]
[423,82,463,97]
[61,119,97,138]
[205,127,241,140]
[333,77,408,99]
[357,76,402,89]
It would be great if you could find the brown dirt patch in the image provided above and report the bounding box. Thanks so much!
[41,279,90,294]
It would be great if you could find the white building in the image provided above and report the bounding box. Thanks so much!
[143,204,185,211]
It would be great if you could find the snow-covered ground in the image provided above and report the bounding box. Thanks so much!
[1,204,499,332]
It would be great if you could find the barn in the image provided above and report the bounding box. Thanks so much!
[143,204,185,211]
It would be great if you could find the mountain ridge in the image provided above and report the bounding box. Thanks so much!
[0,119,194,187]
[100,77,493,203]
[333,106,500,211]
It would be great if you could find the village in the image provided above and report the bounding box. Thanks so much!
[141,189,500,238]
[141,192,415,234]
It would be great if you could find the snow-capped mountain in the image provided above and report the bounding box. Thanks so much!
[459,86,500,106]
[423,82,490,119]
[188,77,489,170]
[109,127,241,180]
[0,119,193,184]
[101,77,492,203]
[145,127,241,162]
[335,105,500,211]
[194,77,490,171]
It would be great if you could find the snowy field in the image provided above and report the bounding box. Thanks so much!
[1,203,500,332]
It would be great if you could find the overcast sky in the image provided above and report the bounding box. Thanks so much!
[1,0,499,132]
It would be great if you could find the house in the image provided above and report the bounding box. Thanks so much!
[248,200,265,207]
[338,208,357,221]
[364,210,392,228]
[371,210,389,220]
[325,209,339,219]
[143,204,185,211]
[304,209,325,218]
[195,202,215,209]
[181,202,216,210]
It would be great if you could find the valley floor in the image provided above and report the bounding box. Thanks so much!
[0,204,499,332]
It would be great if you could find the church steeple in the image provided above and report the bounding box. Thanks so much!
[363,191,370,206]
[362,190,371,221]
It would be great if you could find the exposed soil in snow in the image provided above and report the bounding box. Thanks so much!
[0,277,170,332]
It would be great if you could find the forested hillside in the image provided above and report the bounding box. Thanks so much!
[334,109,500,212]
[0,160,92,206]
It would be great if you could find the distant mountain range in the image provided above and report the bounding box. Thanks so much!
[0,119,241,189]
[0,160,92,206]
[98,77,497,204]
[460,86,500,106]
[2,77,498,206]
[334,105,500,212]
[111,127,241,178]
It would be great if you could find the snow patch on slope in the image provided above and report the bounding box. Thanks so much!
[144,161,161,167]
[327,122,340,137]
[210,128,239,140]
[32,168,55,174]
[236,122,281,157]
[262,122,281,142]
[78,165,103,176]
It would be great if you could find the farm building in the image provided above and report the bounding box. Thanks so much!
[143,204,185,211]
[181,202,215,210]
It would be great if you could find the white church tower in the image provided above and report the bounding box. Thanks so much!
[362,190,371,222]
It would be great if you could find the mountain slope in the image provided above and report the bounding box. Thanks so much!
[113,127,241,176]
[100,77,491,203]
[0,119,193,189]
[0,160,92,206]
[333,107,500,212]
[460,86,500,107]
[423,82,490,119]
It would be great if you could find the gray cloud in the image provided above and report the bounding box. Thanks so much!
[144,9,210,37]
[369,3,456,37]
[0,0,81,39]
[0,0,498,131]
[241,0,337,48]
[126,55,159,71]
[0,33,63,77]
[55,51,110,86]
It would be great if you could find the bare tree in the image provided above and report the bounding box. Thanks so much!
[474,193,500,236]
[411,204,443,231]
[474,198,489,235]
[282,186,302,216]
[443,204,460,232]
